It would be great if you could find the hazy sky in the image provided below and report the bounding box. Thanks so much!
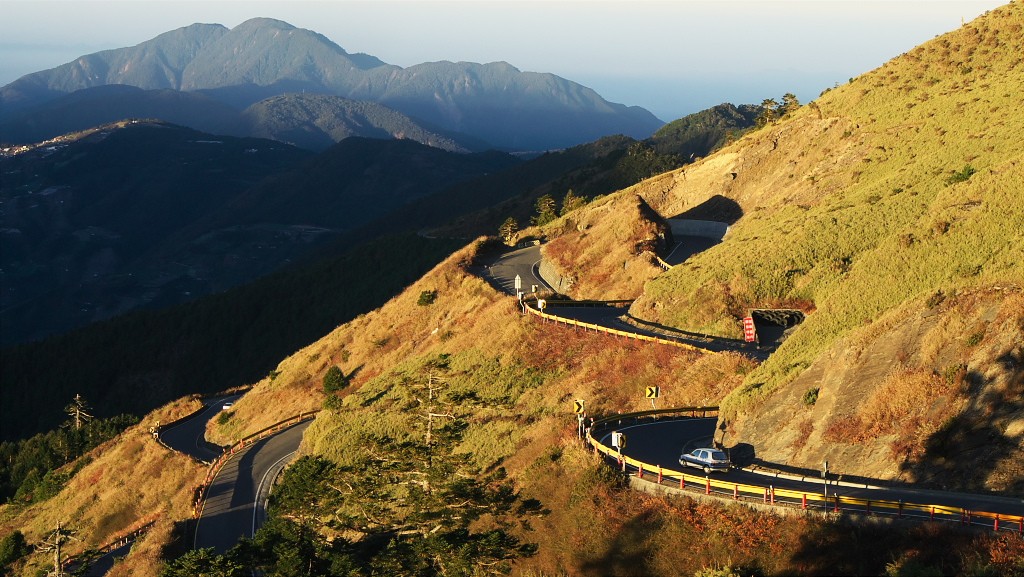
[0,0,1007,121]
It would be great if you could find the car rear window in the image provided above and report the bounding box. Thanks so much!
[710,451,727,461]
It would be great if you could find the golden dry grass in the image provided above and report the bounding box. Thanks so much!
[1,396,204,575]
[6,6,1024,575]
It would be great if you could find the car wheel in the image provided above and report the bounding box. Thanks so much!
[704,466,711,475]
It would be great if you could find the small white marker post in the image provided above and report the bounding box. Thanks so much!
[822,460,829,513]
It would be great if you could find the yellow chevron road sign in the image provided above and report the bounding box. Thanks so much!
[645,386,660,399]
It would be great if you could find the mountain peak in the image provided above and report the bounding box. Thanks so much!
[1,19,662,150]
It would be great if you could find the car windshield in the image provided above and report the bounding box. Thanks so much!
[710,451,727,461]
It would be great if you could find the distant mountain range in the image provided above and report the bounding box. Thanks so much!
[0,121,518,344]
[0,18,664,151]
[0,87,480,153]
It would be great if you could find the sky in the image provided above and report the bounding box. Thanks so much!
[0,0,1008,122]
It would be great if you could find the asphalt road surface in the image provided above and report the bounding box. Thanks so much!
[194,420,311,554]
[602,418,1024,519]
[159,394,242,463]
[478,244,553,295]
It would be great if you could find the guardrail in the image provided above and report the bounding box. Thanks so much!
[522,300,715,354]
[653,254,674,271]
[538,299,635,308]
[585,409,1024,534]
[62,518,158,572]
[192,410,319,519]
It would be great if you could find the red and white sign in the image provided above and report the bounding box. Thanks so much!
[742,316,756,342]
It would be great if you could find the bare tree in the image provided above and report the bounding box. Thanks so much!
[64,394,94,431]
[36,521,79,577]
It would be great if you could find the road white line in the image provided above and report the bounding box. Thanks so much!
[252,450,296,537]
[597,418,714,444]
[531,259,552,291]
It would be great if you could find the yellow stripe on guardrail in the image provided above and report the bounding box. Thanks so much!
[524,303,714,354]
[585,407,1024,532]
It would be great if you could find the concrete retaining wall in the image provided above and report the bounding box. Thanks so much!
[668,219,729,240]
[538,257,573,294]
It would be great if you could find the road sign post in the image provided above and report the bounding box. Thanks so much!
[573,399,585,438]
[742,316,756,343]
[645,386,660,410]
[822,460,828,513]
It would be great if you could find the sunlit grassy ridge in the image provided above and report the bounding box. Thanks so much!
[203,6,1024,569]
[514,3,1022,485]
[627,2,1023,407]
[0,396,205,577]
[6,5,1024,575]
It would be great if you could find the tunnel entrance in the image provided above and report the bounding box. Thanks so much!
[749,309,806,346]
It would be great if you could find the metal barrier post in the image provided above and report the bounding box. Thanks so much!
[764,488,768,503]
[637,464,643,478]
[705,477,711,495]
[930,506,934,521]
[802,494,807,510]
[834,494,839,513]
[658,466,663,483]
[898,500,903,519]
[733,485,738,500]
[994,515,999,532]
[680,476,685,490]
[770,486,775,505]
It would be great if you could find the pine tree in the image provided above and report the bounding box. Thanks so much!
[780,92,800,116]
[245,354,539,574]
[560,189,587,216]
[322,365,348,393]
[498,217,519,245]
[530,194,557,227]
[756,98,779,127]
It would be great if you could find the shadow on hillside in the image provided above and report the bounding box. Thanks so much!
[622,313,771,360]
[897,363,1024,494]
[669,194,743,224]
[345,364,364,383]
[578,508,658,576]
[727,443,756,467]
[786,515,979,575]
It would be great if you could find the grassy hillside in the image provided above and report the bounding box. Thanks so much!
[534,3,1023,487]
[4,5,1024,576]
[0,396,205,577]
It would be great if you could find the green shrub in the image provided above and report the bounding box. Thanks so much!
[803,387,820,406]
[944,164,976,185]
[322,365,348,393]
[0,530,30,568]
[417,290,437,306]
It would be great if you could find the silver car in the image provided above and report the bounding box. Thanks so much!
[679,448,730,474]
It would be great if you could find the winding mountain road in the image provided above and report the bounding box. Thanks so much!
[159,394,241,462]
[482,244,765,357]
[480,244,1024,525]
[604,417,1024,520]
[477,243,553,295]
[194,421,311,554]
